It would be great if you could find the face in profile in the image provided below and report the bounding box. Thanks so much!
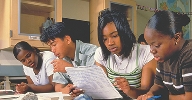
[144,27,177,62]
[47,37,70,59]
[17,49,38,68]
[102,22,122,56]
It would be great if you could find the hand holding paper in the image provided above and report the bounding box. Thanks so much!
[65,65,122,99]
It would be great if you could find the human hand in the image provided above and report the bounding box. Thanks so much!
[61,84,74,94]
[69,86,84,98]
[15,82,29,94]
[137,93,154,100]
[113,77,131,95]
[51,59,73,73]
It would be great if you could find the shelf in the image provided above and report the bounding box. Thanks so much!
[21,1,54,13]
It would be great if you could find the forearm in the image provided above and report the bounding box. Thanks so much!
[143,83,169,100]
[124,84,163,98]
[128,84,165,99]
[28,84,54,93]
[169,94,185,100]
[147,84,165,95]
[55,86,62,92]
[56,83,73,94]
[125,86,149,99]
[55,83,66,92]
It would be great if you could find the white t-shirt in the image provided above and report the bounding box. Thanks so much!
[23,51,56,85]
[94,44,154,73]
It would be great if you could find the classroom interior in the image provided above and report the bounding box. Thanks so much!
[0,0,190,91]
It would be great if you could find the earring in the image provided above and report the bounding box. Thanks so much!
[175,42,178,45]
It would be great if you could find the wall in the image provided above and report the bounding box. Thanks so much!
[136,0,192,39]
[136,10,154,38]
[0,50,24,76]
[62,0,89,21]
[135,0,155,39]
[0,50,21,65]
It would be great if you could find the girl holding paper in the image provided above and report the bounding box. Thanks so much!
[94,9,157,99]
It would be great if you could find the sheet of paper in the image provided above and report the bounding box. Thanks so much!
[66,66,122,99]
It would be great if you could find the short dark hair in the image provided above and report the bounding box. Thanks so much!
[146,10,190,37]
[13,41,40,59]
[138,34,147,44]
[98,9,136,60]
[40,22,76,43]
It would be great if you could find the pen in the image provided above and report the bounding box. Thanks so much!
[69,88,76,95]
[147,95,161,100]
[69,88,83,95]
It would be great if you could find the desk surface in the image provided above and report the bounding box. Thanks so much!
[0,92,72,100]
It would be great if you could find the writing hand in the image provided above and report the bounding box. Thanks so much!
[137,93,154,100]
[61,84,74,94]
[69,86,84,98]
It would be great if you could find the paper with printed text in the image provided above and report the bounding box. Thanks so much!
[66,66,122,99]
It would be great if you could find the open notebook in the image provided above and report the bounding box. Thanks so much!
[65,65,122,99]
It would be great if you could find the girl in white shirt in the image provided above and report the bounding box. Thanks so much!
[70,9,157,100]
[94,9,157,99]
[13,41,56,93]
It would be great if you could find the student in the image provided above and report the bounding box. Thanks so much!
[92,9,157,99]
[137,10,192,100]
[40,22,98,94]
[138,34,148,45]
[13,41,56,93]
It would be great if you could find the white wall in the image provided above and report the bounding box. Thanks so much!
[0,50,22,65]
[137,12,147,36]
[136,10,154,37]
[136,0,156,38]
[62,0,89,21]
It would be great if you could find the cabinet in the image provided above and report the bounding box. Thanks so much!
[89,0,137,46]
[0,0,62,50]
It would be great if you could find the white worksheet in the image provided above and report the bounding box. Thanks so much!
[66,66,122,99]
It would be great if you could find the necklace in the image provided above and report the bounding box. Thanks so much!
[110,44,140,74]
[112,54,130,73]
